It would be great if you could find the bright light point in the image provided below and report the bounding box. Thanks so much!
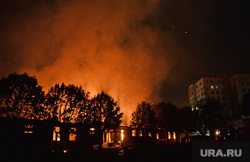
[156,133,159,140]
[215,130,220,135]
[139,130,143,137]
[90,128,95,131]
[63,150,68,153]
[132,130,136,137]
[168,132,171,139]
[173,132,176,140]
[185,31,188,34]
[121,129,124,141]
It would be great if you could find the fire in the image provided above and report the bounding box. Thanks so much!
[2,0,174,123]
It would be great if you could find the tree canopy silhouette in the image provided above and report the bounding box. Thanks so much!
[178,106,196,132]
[90,91,123,129]
[0,73,124,129]
[194,99,225,137]
[0,73,47,120]
[46,85,123,128]
[131,101,157,135]
[240,90,250,117]
[46,83,90,123]
[152,102,179,131]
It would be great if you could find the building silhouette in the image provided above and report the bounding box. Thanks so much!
[188,74,250,117]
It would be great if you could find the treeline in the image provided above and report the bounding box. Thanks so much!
[0,73,123,129]
[131,99,228,137]
[131,92,250,137]
[130,101,196,135]
[2,73,249,136]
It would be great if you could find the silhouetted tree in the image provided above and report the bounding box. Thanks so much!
[240,90,250,117]
[90,91,123,129]
[0,73,47,120]
[46,83,90,123]
[178,106,196,132]
[195,99,225,137]
[131,102,157,136]
[152,102,179,131]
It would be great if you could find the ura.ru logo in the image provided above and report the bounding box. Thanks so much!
[200,149,242,157]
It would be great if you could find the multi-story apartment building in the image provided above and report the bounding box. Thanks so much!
[188,74,250,116]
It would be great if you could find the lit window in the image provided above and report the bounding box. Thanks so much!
[139,130,143,137]
[211,85,214,89]
[121,130,124,141]
[108,132,114,143]
[69,127,76,141]
[24,125,34,134]
[173,132,176,140]
[215,85,219,89]
[90,127,95,134]
[24,131,33,134]
[156,133,159,140]
[108,132,112,143]
[168,132,171,139]
[53,126,60,141]
[132,130,136,137]
[148,132,152,137]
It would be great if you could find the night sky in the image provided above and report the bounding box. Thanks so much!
[0,0,249,121]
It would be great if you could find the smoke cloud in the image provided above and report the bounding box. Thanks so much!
[0,0,194,123]
[1,0,249,123]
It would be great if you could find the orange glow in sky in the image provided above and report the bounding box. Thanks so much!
[0,0,178,123]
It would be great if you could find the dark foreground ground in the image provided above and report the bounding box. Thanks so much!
[0,143,192,162]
